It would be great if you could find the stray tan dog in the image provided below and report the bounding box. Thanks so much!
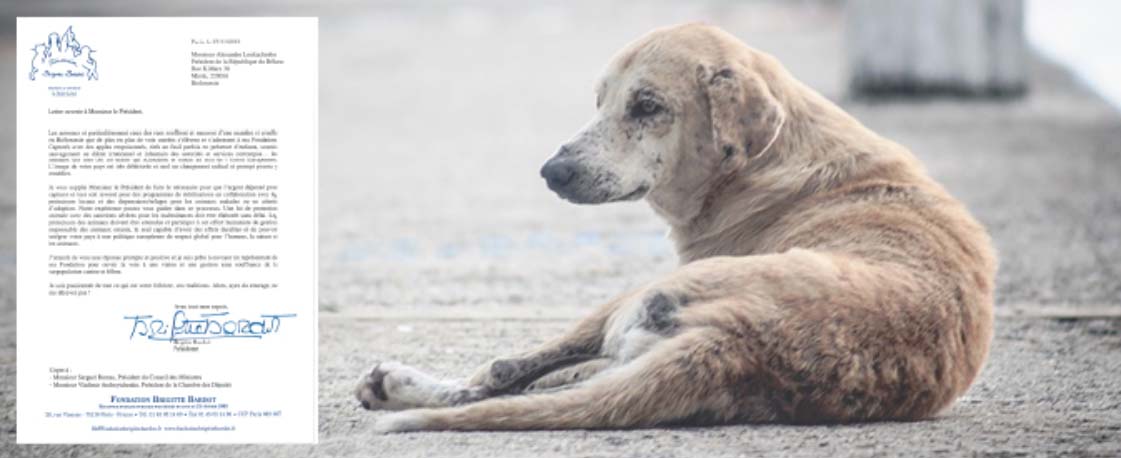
[356,23,996,432]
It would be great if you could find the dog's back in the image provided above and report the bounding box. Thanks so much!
[701,152,996,422]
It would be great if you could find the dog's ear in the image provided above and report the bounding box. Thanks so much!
[699,64,785,170]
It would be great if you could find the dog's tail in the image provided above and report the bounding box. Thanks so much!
[374,327,764,432]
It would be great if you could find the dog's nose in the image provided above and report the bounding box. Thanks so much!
[540,159,577,189]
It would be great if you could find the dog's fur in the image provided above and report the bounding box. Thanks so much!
[356,23,996,432]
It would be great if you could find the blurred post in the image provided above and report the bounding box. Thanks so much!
[846,0,1026,96]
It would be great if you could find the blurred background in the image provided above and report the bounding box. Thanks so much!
[1,1,1119,456]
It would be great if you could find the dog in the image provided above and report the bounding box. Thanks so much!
[356,23,996,433]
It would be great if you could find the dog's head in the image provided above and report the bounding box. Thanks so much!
[540,24,786,218]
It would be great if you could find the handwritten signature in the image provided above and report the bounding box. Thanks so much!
[124,310,296,342]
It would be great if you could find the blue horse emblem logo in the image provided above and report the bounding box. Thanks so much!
[29,26,98,81]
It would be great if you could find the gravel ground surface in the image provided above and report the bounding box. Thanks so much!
[2,1,1120,456]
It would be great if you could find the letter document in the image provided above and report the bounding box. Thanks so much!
[17,18,318,443]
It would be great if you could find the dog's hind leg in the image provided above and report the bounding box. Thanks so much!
[373,326,757,432]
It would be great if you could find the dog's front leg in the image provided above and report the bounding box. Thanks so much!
[355,361,490,411]
[466,290,635,394]
[356,291,634,411]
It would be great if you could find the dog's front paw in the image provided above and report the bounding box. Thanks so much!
[355,361,428,411]
[374,410,432,434]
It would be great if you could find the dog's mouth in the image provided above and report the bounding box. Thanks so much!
[553,183,649,205]
[616,184,649,202]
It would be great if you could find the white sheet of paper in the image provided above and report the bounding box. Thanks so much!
[16,17,318,444]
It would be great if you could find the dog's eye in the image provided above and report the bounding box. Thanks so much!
[631,99,663,118]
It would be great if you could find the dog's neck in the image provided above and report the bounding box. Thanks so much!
[654,77,915,264]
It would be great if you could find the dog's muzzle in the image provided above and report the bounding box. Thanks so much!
[540,158,579,193]
[541,156,612,204]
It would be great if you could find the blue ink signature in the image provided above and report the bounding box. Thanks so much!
[124,310,296,342]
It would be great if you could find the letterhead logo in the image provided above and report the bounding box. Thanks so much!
[29,26,98,82]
